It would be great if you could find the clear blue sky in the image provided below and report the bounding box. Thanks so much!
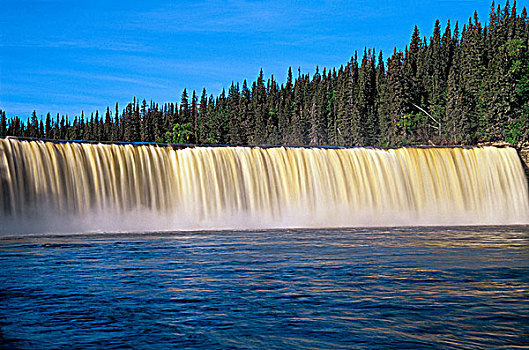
[0,0,523,119]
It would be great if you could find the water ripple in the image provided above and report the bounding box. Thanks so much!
[1,226,528,349]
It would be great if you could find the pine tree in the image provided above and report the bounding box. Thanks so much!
[239,81,252,145]
[191,91,198,143]
[227,82,242,144]
[123,99,141,142]
[309,67,327,145]
[0,110,8,136]
[265,75,280,144]
[198,88,208,144]
[458,16,484,143]
[103,106,111,141]
[113,103,121,141]
[252,69,267,144]
[180,89,190,124]
[44,113,52,138]
[29,110,39,138]
[140,99,151,142]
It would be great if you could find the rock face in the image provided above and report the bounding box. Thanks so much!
[517,147,529,180]
[511,142,529,181]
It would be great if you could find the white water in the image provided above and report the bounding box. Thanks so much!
[1,138,528,233]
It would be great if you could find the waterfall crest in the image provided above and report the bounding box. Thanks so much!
[1,138,528,232]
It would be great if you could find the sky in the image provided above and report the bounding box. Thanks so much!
[0,0,524,119]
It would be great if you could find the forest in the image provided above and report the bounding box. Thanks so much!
[1,1,528,147]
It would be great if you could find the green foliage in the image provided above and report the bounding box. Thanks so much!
[397,113,428,144]
[165,123,194,144]
[501,39,527,72]
[504,117,527,144]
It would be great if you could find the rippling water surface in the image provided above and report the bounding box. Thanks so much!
[1,226,528,349]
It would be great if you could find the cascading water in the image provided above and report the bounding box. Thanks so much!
[1,137,528,232]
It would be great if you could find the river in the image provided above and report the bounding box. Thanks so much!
[1,226,528,349]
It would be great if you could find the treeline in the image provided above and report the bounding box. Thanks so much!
[1,1,529,146]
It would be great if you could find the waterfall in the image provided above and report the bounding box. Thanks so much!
[1,137,528,232]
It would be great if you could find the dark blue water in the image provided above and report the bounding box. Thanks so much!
[1,226,528,349]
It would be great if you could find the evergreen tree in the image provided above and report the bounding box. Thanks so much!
[123,99,141,142]
[335,62,354,146]
[227,83,242,144]
[191,91,198,143]
[44,113,52,138]
[29,110,39,138]
[309,67,327,145]
[198,88,208,144]
[252,69,267,144]
[111,103,119,141]
[0,110,8,136]
[180,89,190,124]
[239,81,252,145]
[103,106,112,141]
